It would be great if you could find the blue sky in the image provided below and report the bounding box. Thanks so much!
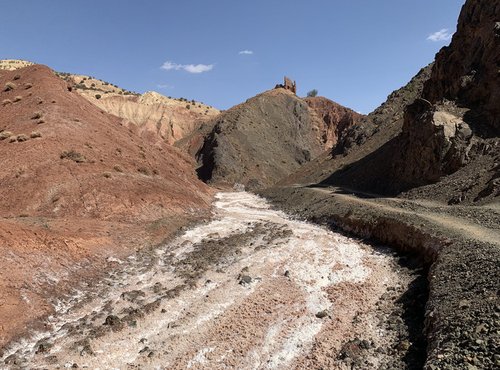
[0,0,465,113]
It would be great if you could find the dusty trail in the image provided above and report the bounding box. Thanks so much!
[1,192,424,369]
[308,186,500,247]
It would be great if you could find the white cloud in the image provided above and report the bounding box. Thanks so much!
[156,83,173,89]
[239,50,254,55]
[427,29,453,42]
[161,60,214,74]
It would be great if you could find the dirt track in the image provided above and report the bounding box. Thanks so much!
[308,186,500,247]
[1,192,426,369]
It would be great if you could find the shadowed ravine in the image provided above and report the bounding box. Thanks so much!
[1,192,426,369]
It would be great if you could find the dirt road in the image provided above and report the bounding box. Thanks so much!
[307,186,500,247]
[1,192,425,369]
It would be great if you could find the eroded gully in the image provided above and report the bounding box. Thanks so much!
[1,192,426,369]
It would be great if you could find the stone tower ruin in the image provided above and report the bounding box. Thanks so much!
[275,76,297,94]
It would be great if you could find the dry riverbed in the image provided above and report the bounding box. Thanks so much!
[1,192,426,369]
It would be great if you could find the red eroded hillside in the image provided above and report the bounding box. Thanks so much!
[0,64,213,346]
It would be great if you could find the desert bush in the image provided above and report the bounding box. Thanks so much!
[307,89,318,97]
[137,167,150,175]
[4,82,16,92]
[30,131,41,138]
[31,112,42,120]
[186,104,191,109]
[2,99,12,106]
[24,83,33,90]
[0,131,13,140]
[95,94,101,99]
[13,74,21,81]
[13,96,22,103]
[60,150,86,163]
[16,134,29,142]
[113,165,123,172]
[103,172,111,178]
[37,119,45,125]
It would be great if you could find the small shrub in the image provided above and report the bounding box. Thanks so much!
[113,165,123,172]
[13,74,21,81]
[307,89,318,97]
[4,82,16,92]
[95,94,101,99]
[0,131,13,140]
[137,167,150,176]
[16,134,29,142]
[13,96,22,103]
[31,112,42,120]
[24,83,33,90]
[2,99,12,106]
[37,119,45,125]
[60,150,86,163]
[103,172,111,178]
[30,131,41,138]
[186,104,191,109]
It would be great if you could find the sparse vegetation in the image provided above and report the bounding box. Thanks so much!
[4,82,16,92]
[31,112,42,120]
[13,74,21,81]
[95,94,101,99]
[60,150,86,163]
[307,89,318,97]
[30,131,41,138]
[0,131,13,140]
[113,165,123,172]
[13,96,22,102]
[16,134,29,142]
[24,83,33,90]
[137,167,150,176]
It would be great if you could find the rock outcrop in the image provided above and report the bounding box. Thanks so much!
[392,0,500,198]
[305,96,362,149]
[422,0,500,133]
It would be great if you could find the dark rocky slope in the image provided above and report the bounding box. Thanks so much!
[277,64,433,188]
[285,0,499,205]
[193,88,361,190]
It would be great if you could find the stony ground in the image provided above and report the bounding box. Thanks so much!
[260,185,500,369]
[1,192,427,369]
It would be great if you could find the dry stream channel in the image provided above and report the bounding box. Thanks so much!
[1,192,427,369]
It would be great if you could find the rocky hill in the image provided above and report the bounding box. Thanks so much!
[278,63,433,188]
[0,60,219,145]
[284,0,499,205]
[193,88,361,190]
[262,1,500,369]
[0,64,213,346]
